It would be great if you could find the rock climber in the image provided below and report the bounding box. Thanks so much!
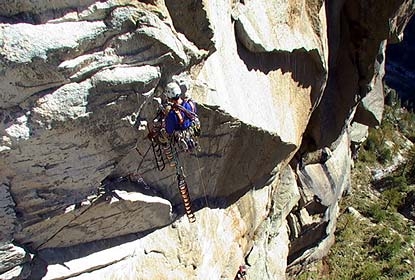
[142,81,199,223]
[164,81,193,135]
[234,265,247,280]
[163,81,200,151]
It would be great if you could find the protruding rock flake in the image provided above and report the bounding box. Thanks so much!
[0,0,414,279]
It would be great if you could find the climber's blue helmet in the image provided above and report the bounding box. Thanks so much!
[165,82,181,100]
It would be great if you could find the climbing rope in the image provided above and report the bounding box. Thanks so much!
[195,149,210,209]
[177,173,196,223]
[171,144,196,223]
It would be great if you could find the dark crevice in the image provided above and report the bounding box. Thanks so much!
[165,0,215,52]
[0,1,99,24]
[386,15,415,109]
[287,221,328,265]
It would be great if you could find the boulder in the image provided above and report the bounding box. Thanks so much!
[0,264,31,280]
[0,21,108,108]
[0,243,29,273]
[289,129,351,268]
[19,188,174,249]
[349,122,369,144]
[354,41,386,126]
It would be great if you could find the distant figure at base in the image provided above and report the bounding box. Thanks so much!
[234,265,247,280]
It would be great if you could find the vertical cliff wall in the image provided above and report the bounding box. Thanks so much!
[386,15,415,106]
[0,1,414,279]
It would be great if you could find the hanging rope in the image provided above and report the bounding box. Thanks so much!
[172,144,196,223]
[195,149,210,209]
[177,173,196,223]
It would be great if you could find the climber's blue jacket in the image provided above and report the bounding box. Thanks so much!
[165,100,196,135]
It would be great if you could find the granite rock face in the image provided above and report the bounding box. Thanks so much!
[307,0,415,150]
[0,0,414,279]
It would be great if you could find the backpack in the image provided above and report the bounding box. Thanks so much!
[179,100,200,136]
